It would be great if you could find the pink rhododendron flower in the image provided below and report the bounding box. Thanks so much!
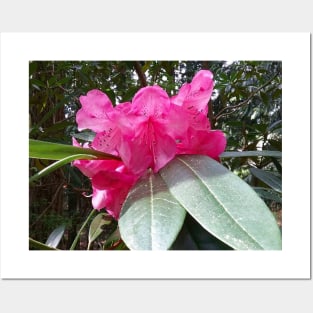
[170,70,226,160]
[171,70,214,120]
[72,138,139,219]
[115,85,184,174]
[73,69,227,219]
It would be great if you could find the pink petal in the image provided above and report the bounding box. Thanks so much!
[189,70,214,94]
[92,170,137,190]
[150,120,177,172]
[118,138,152,176]
[92,188,108,211]
[132,86,170,118]
[171,70,214,118]
[91,177,137,219]
[76,89,114,132]
[164,104,190,139]
[92,130,120,155]
[79,89,113,118]
[171,83,190,107]
[72,138,126,178]
[177,129,226,160]
[72,158,123,178]
[121,118,177,174]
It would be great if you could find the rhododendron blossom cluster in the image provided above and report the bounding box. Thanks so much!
[73,70,226,219]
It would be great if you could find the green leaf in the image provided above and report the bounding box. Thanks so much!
[45,224,66,248]
[260,91,269,105]
[29,237,59,250]
[221,150,282,158]
[160,155,282,250]
[71,130,96,142]
[29,139,121,160]
[253,187,282,203]
[250,168,282,193]
[29,154,97,183]
[30,78,46,88]
[103,228,122,249]
[172,214,233,250]
[119,171,186,250]
[70,209,96,250]
[88,213,112,249]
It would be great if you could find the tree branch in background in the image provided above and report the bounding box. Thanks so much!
[134,61,147,87]
[214,72,279,122]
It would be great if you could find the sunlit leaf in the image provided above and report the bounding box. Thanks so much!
[29,139,120,160]
[221,150,281,158]
[119,171,186,250]
[29,154,97,183]
[160,155,282,250]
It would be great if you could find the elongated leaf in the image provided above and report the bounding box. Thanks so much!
[88,213,112,247]
[160,155,281,250]
[221,150,282,158]
[119,171,186,250]
[250,168,282,193]
[29,237,59,250]
[45,225,66,248]
[253,187,282,203]
[29,139,121,160]
[29,154,97,183]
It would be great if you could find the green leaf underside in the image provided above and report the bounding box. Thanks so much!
[88,213,112,245]
[221,151,282,158]
[250,168,282,193]
[45,224,66,248]
[119,171,186,250]
[29,139,120,160]
[160,155,281,250]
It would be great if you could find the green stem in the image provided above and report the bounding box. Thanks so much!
[70,209,96,250]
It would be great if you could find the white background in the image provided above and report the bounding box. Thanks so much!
[0,1,312,312]
[1,32,310,279]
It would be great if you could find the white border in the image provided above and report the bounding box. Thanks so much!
[0,33,310,279]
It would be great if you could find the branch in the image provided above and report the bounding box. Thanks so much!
[134,61,147,87]
[215,72,279,122]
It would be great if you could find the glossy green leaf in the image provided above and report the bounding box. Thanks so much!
[221,150,282,158]
[29,139,121,160]
[88,213,112,248]
[250,168,282,193]
[45,224,66,248]
[160,155,282,250]
[29,154,97,183]
[119,171,186,250]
